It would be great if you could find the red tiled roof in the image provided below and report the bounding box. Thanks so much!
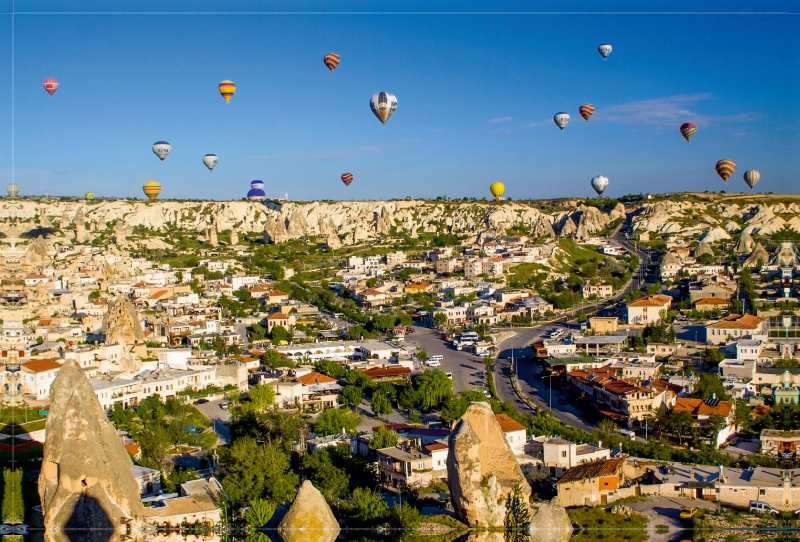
[707,314,765,330]
[21,359,62,373]
[363,366,411,378]
[495,414,526,433]
[673,397,733,418]
[295,372,336,385]
[267,312,289,320]
[425,443,448,452]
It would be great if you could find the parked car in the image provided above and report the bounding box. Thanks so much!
[679,507,698,519]
[446,372,453,379]
[195,398,209,405]
[425,359,441,367]
[475,371,486,378]
[219,403,229,410]
[749,501,780,516]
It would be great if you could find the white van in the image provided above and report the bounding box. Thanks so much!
[430,355,444,361]
[749,500,779,515]
[425,359,441,367]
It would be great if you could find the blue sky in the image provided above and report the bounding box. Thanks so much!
[0,1,798,201]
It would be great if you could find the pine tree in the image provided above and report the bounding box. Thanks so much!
[504,484,531,542]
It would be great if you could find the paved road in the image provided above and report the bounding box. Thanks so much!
[193,398,232,446]
[627,496,717,542]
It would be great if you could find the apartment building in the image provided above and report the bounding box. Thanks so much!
[626,295,672,325]
[582,282,614,299]
[706,314,766,345]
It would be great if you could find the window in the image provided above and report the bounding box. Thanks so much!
[759,489,765,495]
[562,451,567,458]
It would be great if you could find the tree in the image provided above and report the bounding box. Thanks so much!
[217,437,298,508]
[701,348,726,368]
[387,502,420,532]
[313,407,362,436]
[263,349,282,366]
[139,423,173,475]
[88,290,101,300]
[305,449,351,504]
[374,313,398,331]
[706,413,727,445]
[248,383,276,411]
[504,484,531,542]
[164,468,200,493]
[440,391,489,424]
[397,386,421,409]
[345,370,374,389]
[245,498,276,528]
[433,312,448,328]
[314,360,347,379]
[341,385,363,407]
[369,424,399,450]
[414,370,453,410]
[2,469,23,524]
[349,487,389,524]
[371,391,392,420]
[695,373,730,401]
[270,325,289,345]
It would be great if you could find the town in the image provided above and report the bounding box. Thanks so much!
[1,193,799,539]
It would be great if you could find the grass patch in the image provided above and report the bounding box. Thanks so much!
[0,407,46,426]
[0,419,48,435]
[567,506,648,542]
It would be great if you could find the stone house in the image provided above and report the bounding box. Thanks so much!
[377,439,449,489]
[143,476,224,527]
[555,458,628,507]
[582,282,613,299]
[694,297,731,312]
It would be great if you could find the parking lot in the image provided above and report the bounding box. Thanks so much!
[192,398,232,446]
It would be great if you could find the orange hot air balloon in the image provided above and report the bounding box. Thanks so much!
[143,180,162,200]
[324,53,340,72]
[219,80,236,102]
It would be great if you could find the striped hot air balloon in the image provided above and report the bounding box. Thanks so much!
[341,173,353,187]
[715,159,735,182]
[143,180,162,200]
[743,170,760,190]
[43,78,59,96]
[324,53,340,72]
[680,123,697,143]
[579,104,595,122]
[219,80,236,102]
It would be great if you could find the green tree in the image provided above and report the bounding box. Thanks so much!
[88,290,101,300]
[263,349,282,366]
[440,391,489,424]
[270,325,289,345]
[371,391,392,420]
[305,449,351,504]
[217,437,298,508]
[504,484,531,542]
[2,469,23,524]
[433,312,448,328]
[397,386,421,409]
[702,347,726,368]
[695,373,730,401]
[313,407,362,436]
[110,403,136,429]
[706,413,727,445]
[341,385,363,407]
[414,370,453,410]
[314,360,347,379]
[374,313,398,331]
[387,502,420,532]
[369,424,399,450]
[245,498,276,528]
[248,383,276,411]
[349,487,389,524]
[164,468,200,493]
[345,370,374,389]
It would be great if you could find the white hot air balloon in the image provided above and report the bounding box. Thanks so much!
[743,170,760,190]
[153,141,171,161]
[591,175,609,195]
[370,92,397,126]
[554,113,570,131]
[598,44,612,59]
[203,154,218,172]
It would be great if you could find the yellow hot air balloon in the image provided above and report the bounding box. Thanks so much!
[85,192,94,200]
[143,180,162,200]
[490,182,505,199]
[219,80,236,102]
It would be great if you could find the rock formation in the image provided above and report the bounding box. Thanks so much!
[447,402,531,528]
[325,233,342,250]
[609,202,626,221]
[734,231,755,254]
[105,298,145,345]
[743,242,770,268]
[693,241,714,259]
[209,225,219,247]
[286,210,309,238]
[39,360,147,542]
[74,208,86,243]
[114,220,126,244]
[529,502,573,542]
[229,228,239,245]
[558,216,577,237]
[699,227,731,243]
[277,480,340,542]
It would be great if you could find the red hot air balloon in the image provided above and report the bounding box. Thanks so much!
[43,78,59,96]
[341,173,353,187]
[680,122,697,143]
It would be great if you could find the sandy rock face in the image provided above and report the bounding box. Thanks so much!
[529,502,573,542]
[734,231,755,254]
[277,480,340,542]
[699,227,731,243]
[105,298,145,345]
[693,241,714,258]
[39,360,147,542]
[447,402,531,528]
[744,242,770,268]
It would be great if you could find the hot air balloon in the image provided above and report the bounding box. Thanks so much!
[579,104,595,122]
[715,159,735,182]
[554,113,570,131]
[143,180,162,200]
[203,154,218,172]
[219,80,236,102]
[598,44,612,59]
[247,181,266,200]
[679,123,697,143]
[341,173,353,187]
[324,53,340,72]
[743,170,760,190]
[6,183,20,197]
[490,182,505,199]
[370,92,397,126]
[85,192,94,200]
[591,175,609,195]
[43,78,59,96]
[153,141,171,161]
